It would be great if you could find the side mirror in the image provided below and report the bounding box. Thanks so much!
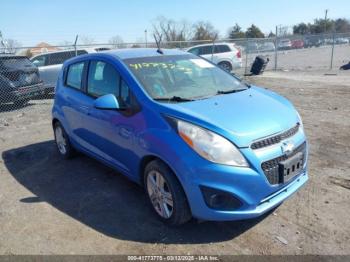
[94,94,121,110]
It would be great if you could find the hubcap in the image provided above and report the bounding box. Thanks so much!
[220,63,231,72]
[147,171,174,219]
[55,126,67,155]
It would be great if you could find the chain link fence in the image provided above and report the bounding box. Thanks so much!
[0,31,349,115]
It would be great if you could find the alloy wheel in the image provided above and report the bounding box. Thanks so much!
[54,125,67,155]
[146,170,174,219]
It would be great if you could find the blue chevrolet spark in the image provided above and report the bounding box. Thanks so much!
[52,48,308,225]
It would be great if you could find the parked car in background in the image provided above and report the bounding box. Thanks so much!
[52,48,308,225]
[335,38,349,44]
[258,42,275,52]
[304,36,322,48]
[30,48,104,93]
[278,39,292,50]
[0,55,44,105]
[291,39,304,49]
[245,41,259,53]
[186,43,242,72]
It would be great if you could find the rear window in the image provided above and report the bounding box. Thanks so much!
[66,62,85,90]
[0,57,33,70]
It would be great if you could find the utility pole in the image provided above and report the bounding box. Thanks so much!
[324,9,329,33]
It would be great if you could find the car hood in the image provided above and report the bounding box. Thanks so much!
[159,86,300,147]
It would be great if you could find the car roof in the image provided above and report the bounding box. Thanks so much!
[186,42,234,50]
[62,48,191,67]
[101,48,187,60]
[30,48,97,58]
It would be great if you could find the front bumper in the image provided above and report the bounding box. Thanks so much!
[173,133,308,221]
[188,170,308,221]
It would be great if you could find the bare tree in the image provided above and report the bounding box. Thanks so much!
[108,35,125,49]
[192,21,218,41]
[58,40,74,49]
[80,35,95,45]
[152,16,192,46]
[2,39,22,53]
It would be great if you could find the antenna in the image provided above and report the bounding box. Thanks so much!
[153,34,164,54]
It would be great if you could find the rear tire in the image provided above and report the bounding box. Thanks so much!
[218,61,233,72]
[144,159,191,226]
[53,122,75,159]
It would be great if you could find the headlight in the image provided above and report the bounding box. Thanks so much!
[175,119,248,167]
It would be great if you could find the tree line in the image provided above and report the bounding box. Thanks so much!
[1,16,350,51]
[151,16,350,42]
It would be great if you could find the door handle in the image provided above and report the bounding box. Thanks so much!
[79,105,90,114]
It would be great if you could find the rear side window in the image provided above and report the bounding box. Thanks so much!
[87,61,120,97]
[66,62,85,90]
[48,52,73,66]
[199,46,213,55]
[214,45,230,53]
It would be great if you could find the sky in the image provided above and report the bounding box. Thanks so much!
[1,0,349,47]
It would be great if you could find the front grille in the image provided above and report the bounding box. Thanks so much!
[261,141,306,185]
[251,124,300,150]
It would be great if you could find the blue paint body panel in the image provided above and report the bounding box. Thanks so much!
[52,49,308,221]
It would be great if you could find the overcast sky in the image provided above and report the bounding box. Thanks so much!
[1,0,349,46]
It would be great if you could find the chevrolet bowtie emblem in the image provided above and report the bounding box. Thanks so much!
[281,141,294,155]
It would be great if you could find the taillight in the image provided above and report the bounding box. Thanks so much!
[236,50,241,58]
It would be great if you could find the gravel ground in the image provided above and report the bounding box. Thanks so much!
[0,70,349,255]
[236,44,350,74]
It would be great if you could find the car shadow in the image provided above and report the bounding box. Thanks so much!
[2,140,273,244]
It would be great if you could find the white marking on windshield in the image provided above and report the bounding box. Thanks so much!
[190,59,214,68]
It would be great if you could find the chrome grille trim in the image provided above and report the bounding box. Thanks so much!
[251,124,300,150]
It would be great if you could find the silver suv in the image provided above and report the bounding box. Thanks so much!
[186,43,242,72]
[30,48,99,93]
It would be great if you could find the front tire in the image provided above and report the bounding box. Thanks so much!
[144,160,191,226]
[53,122,75,159]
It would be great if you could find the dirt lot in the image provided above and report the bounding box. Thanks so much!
[237,44,350,73]
[0,70,349,255]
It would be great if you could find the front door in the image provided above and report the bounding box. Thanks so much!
[80,59,141,177]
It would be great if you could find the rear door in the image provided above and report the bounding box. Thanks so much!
[60,60,91,144]
[199,45,214,61]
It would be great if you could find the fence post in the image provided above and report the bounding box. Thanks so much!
[244,37,249,75]
[211,38,215,62]
[274,26,278,71]
[330,31,335,70]
[74,35,78,56]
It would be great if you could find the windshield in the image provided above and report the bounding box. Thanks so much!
[124,54,247,101]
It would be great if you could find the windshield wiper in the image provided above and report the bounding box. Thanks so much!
[153,96,195,102]
[216,88,247,95]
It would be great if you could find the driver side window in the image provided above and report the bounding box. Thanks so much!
[32,55,47,67]
[88,61,120,97]
[87,60,131,107]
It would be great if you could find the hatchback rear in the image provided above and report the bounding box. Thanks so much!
[0,55,44,105]
[52,49,308,225]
